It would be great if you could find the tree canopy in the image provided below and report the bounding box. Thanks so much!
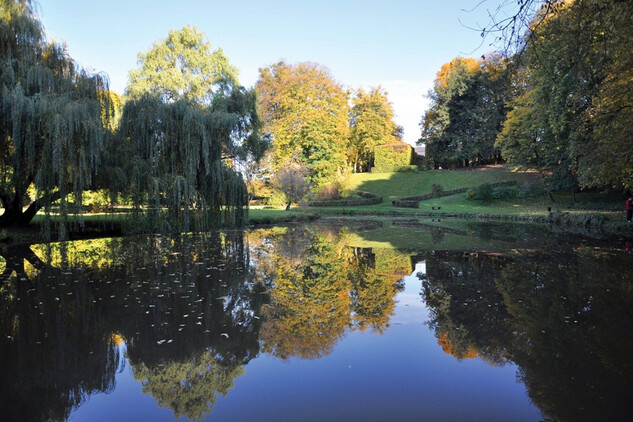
[119,26,265,231]
[126,25,238,104]
[256,61,349,187]
[419,0,633,193]
[420,56,508,169]
[348,86,399,172]
[0,0,111,231]
[497,0,633,192]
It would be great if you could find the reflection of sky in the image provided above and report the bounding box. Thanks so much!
[70,258,541,422]
[392,261,430,325]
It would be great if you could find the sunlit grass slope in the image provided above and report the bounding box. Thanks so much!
[346,167,538,203]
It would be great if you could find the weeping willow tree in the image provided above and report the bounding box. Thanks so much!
[0,0,111,234]
[119,26,265,231]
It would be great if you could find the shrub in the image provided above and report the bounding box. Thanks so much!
[522,181,545,197]
[492,185,521,200]
[431,183,444,198]
[474,183,493,202]
[266,191,288,208]
[371,165,419,173]
[466,188,474,200]
[308,190,382,207]
[317,184,341,201]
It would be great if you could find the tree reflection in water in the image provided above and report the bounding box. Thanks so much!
[0,225,405,420]
[420,247,633,421]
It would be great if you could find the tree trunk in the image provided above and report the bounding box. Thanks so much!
[0,191,62,227]
[285,202,291,211]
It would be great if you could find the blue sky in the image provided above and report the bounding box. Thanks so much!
[36,0,514,145]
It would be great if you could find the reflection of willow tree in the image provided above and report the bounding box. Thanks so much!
[0,231,266,421]
[256,226,405,359]
[105,232,265,420]
[0,245,122,422]
[132,354,245,421]
[421,248,633,421]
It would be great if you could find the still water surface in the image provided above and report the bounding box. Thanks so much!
[1,221,631,421]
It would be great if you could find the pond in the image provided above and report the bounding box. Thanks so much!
[1,220,632,421]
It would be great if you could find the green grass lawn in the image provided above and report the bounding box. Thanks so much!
[347,166,539,202]
[419,191,624,220]
[2,167,627,245]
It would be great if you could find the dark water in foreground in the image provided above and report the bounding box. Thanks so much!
[1,221,632,421]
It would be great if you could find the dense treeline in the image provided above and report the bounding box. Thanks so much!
[421,0,633,194]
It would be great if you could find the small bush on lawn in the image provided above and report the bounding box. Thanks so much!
[317,184,341,201]
[521,181,545,196]
[492,185,521,200]
[431,183,444,198]
[472,183,493,202]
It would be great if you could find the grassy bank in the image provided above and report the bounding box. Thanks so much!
[2,166,631,245]
[346,166,538,203]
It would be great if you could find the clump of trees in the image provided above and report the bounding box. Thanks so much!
[420,0,633,194]
[0,0,265,235]
[420,56,509,170]
[256,62,403,197]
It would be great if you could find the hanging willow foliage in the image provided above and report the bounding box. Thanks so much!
[0,0,111,236]
[117,88,261,232]
[118,26,265,232]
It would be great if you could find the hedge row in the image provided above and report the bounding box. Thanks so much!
[370,165,421,173]
[307,190,382,207]
[374,142,413,168]
[392,181,517,208]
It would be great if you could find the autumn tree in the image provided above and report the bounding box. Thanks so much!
[259,230,351,360]
[420,56,509,169]
[119,26,265,230]
[0,0,112,231]
[419,57,481,169]
[256,61,349,187]
[348,86,399,172]
[494,0,633,193]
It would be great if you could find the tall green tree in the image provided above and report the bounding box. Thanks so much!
[126,25,238,104]
[256,61,349,187]
[575,0,633,191]
[348,86,399,172]
[120,26,265,230]
[419,57,480,169]
[498,0,633,194]
[0,0,111,231]
[420,56,510,169]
